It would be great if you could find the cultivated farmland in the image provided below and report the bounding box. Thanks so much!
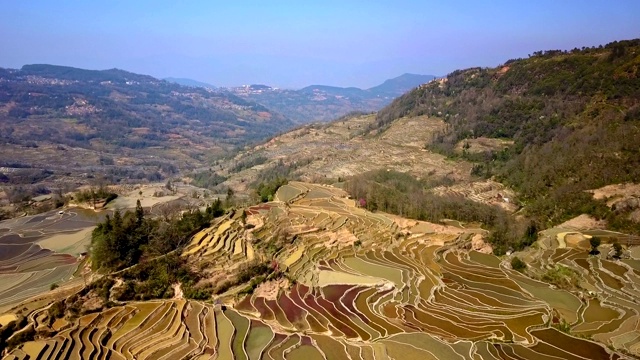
[5,181,640,359]
[0,208,105,314]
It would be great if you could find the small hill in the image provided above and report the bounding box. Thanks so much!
[21,64,156,83]
[368,73,436,96]
[298,85,368,98]
[163,77,216,89]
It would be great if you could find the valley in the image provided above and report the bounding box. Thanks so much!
[0,67,433,220]
[226,73,436,123]
[1,38,639,360]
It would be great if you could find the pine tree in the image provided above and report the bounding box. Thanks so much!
[135,199,144,225]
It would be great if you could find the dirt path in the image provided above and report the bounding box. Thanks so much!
[173,283,183,299]
[558,214,606,230]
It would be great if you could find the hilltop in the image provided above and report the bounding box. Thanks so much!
[368,73,437,96]
[163,77,216,89]
[228,73,436,123]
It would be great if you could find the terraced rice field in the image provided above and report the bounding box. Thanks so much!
[6,183,639,359]
[182,210,256,267]
[0,209,102,313]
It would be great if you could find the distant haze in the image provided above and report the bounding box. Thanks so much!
[1,1,639,88]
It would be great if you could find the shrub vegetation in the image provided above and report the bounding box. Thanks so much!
[345,169,536,255]
[89,198,225,300]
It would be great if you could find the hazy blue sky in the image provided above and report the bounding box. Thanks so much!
[1,1,639,88]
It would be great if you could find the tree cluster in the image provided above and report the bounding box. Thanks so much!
[117,254,203,300]
[190,170,227,190]
[74,187,118,206]
[345,170,534,254]
[90,199,223,272]
[255,178,288,202]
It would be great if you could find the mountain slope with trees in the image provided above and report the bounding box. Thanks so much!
[367,73,437,97]
[375,39,640,232]
[163,77,216,89]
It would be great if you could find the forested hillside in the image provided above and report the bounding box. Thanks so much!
[376,39,640,231]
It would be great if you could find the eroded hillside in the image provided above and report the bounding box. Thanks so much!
[219,113,515,211]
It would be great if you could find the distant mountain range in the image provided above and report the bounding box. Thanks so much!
[163,77,216,89]
[0,64,293,184]
[0,64,435,187]
[225,73,436,123]
[159,73,436,123]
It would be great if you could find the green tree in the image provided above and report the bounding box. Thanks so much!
[91,209,148,271]
[589,237,602,255]
[256,177,288,202]
[612,242,623,259]
[135,199,144,225]
[225,187,235,207]
[511,256,527,272]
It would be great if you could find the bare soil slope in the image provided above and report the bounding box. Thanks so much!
[221,114,513,208]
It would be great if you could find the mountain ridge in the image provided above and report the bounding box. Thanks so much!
[229,73,436,123]
[156,72,437,123]
[20,64,157,83]
[163,77,216,89]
